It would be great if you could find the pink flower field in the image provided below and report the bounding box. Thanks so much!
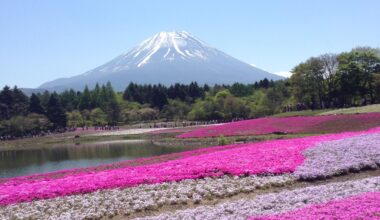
[1,127,379,206]
[177,112,380,138]
[0,144,237,186]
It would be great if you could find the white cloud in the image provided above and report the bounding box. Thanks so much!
[274,71,292,78]
[250,63,257,67]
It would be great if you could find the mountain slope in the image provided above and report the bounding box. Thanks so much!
[39,31,283,91]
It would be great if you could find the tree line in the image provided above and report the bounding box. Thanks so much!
[291,47,380,109]
[0,46,379,139]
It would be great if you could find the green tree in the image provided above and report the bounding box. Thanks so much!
[66,110,84,127]
[11,86,29,116]
[46,94,67,128]
[91,83,101,108]
[138,108,159,121]
[247,90,272,118]
[123,82,143,103]
[0,114,51,137]
[0,86,29,120]
[0,86,13,120]
[320,53,339,107]
[188,82,203,101]
[90,108,108,126]
[29,93,45,114]
[39,90,51,109]
[100,82,121,125]
[161,100,191,120]
[60,89,79,111]
[336,48,380,106]
[290,57,325,109]
[78,86,92,110]
[188,90,250,120]
[229,83,252,97]
[150,85,168,109]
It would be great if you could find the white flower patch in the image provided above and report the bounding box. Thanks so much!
[0,175,294,220]
[295,133,380,180]
[141,176,380,220]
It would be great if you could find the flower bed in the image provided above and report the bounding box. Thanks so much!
[295,132,380,179]
[144,176,380,220]
[0,128,378,206]
[0,175,294,219]
[252,192,380,220]
[177,113,380,138]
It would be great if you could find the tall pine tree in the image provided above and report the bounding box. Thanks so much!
[29,93,45,114]
[46,94,67,128]
[150,85,168,109]
[11,86,29,116]
[78,86,92,110]
[0,86,13,120]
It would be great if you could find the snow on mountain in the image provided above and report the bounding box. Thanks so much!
[39,31,283,91]
[274,71,293,78]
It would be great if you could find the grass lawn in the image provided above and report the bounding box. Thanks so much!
[319,104,380,115]
[273,109,329,117]
[272,104,380,117]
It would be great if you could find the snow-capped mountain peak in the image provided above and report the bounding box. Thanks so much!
[126,31,213,68]
[39,31,283,91]
[84,31,219,75]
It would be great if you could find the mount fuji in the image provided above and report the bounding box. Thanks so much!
[39,31,283,91]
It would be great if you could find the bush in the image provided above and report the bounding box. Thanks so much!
[0,114,52,137]
[217,135,229,146]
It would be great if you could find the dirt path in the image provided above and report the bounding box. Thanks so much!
[114,169,380,219]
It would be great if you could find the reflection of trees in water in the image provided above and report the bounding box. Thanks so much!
[0,141,190,171]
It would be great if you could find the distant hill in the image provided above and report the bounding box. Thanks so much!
[20,88,48,96]
[39,31,283,91]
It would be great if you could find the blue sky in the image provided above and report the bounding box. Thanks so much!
[1,0,379,88]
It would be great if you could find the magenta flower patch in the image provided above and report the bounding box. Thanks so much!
[177,113,380,138]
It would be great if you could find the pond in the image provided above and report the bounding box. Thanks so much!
[0,140,198,178]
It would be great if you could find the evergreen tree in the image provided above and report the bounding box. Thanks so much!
[29,93,45,114]
[78,85,92,110]
[39,90,51,109]
[91,83,101,108]
[99,85,108,107]
[59,89,79,111]
[259,78,270,88]
[46,94,67,128]
[11,86,29,116]
[122,83,133,101]
[150,85,168,109]
[203,84,210,92]
[230,83,252,97]
[0,86,13,120]
[97,83,121,124]
[107,98,121,125]
[168,83,187,101]
[188,82,203,100]
[253,82,259,89]
[123,82,144,103]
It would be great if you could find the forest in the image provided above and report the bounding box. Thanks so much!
[0,47,379,138]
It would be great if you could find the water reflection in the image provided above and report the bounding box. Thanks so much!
[0,140,195,178]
